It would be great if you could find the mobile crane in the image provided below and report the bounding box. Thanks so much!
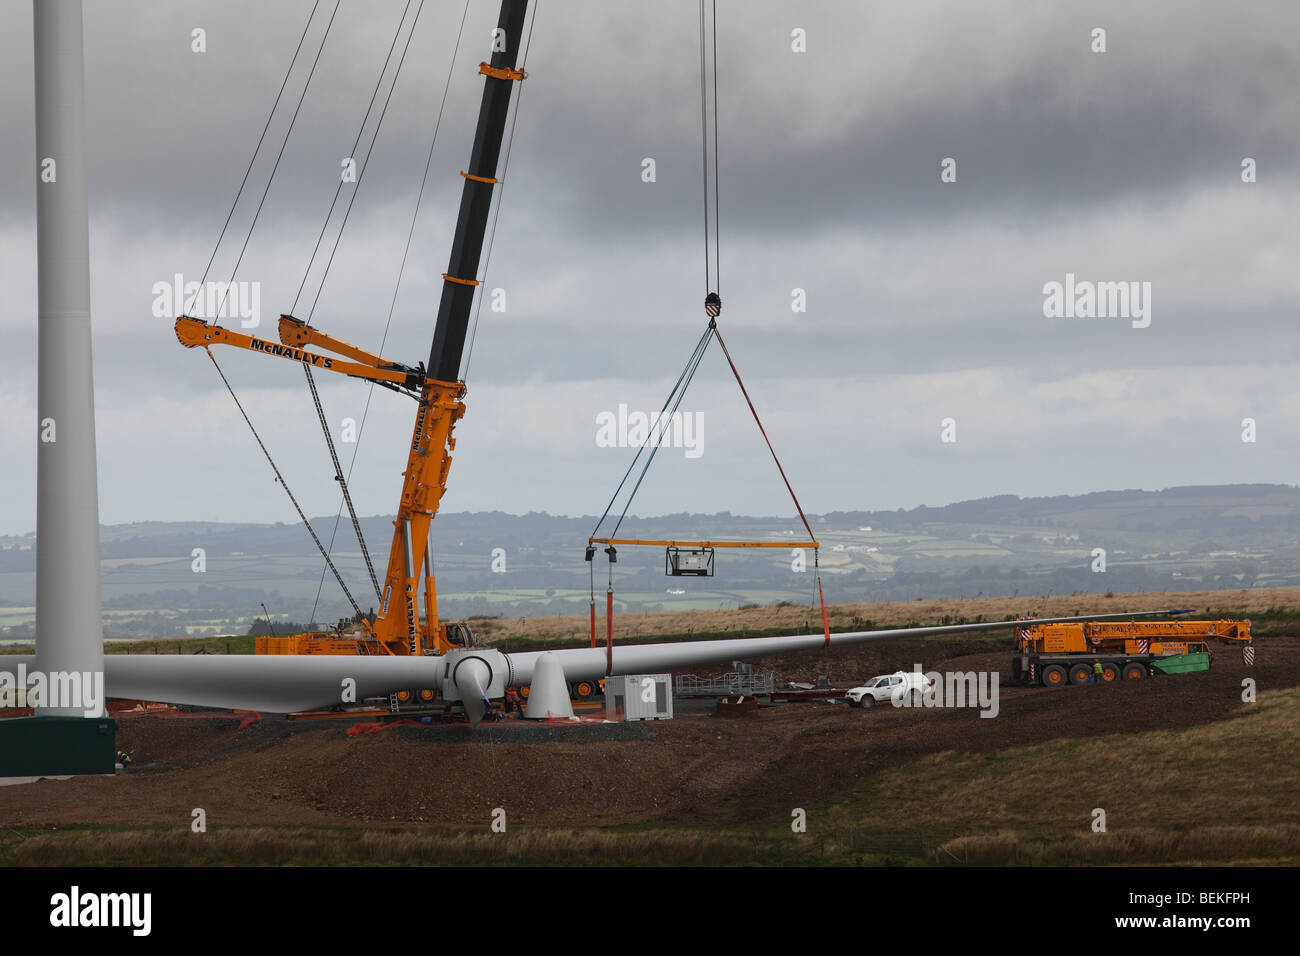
[1013,617,1252,686]
[176,0,532,670]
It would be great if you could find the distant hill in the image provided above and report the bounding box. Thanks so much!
[2,483,1298,639]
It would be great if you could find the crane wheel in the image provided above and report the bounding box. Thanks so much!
[1068,663,1094,685]
[1041,664,1067,687]
[573,680,596,700]
[519,685,530,699]
[418,688,436,703]
[1123,663,1146,680]
[1100,663,1120,683]
[395,688,413,703]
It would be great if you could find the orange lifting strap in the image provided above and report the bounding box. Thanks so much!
[460,170,499,185]
[479,61,527,81]
[441,273,479,287]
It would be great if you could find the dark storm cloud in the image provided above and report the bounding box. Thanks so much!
[4,2,1295,239]
[0,0,1297,535]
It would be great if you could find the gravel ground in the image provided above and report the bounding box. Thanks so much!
[0,634,1292,830]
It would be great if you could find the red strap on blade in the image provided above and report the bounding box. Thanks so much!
[819,577,831,648]
[589,600,597,649]
[606,590,614,676]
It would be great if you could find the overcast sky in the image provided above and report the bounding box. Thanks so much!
[1,0,1298,537]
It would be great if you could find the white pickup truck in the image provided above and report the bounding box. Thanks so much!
[844,671,934,708]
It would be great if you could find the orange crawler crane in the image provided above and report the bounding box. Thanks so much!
[1013,618,1252,686]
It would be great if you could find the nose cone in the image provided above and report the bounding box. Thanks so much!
[451,656,492,725]
[523,653,575,720]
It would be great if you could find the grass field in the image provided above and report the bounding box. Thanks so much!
[5,586,1300,655]
[462,587,1300,647]
[5,689,1295,867]
[820,688,1300,865]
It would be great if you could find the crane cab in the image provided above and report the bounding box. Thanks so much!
[440,621,480,651]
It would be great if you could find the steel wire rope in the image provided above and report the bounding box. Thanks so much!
[297,0,427,608]
[596,1,723,552]
[304,363,382,602]
[698,0,710,293]
[605,330,714,543]
[710,0,720,292]
[190,0,359,628]
[211,0,343,320]
[588,322,714,542]
[309,0,473,628]
[206,350,363,618]
[696,0,722,295]
[186,0,323,316]
[291,0,418,315]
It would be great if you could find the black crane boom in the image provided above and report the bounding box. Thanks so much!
[427,0,529,382]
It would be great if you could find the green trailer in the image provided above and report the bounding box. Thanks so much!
[1151,651,1211,676]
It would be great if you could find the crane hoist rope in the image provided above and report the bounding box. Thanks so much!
[304,363,382,602]
[586,0,830,658]
[203,0,344,322]
[291,0,427,614]
[699,0,721,298]
[711,321,832,646]
[205,349,365,622]
[584,317,827,653]
[183,0,358,628]
[187,0,436,631]
[310,0,474,631]
[293,0,423,319]
[589,322,715,545]
[307,0,533,631]
[584,321,713,657]
[187,0,326,316]
[224,0,415,622]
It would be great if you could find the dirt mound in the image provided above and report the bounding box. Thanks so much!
[1,635,1292,831]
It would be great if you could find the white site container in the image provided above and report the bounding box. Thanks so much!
[605,674,674,721]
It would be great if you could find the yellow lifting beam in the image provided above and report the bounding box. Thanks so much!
[588,537,818,550]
